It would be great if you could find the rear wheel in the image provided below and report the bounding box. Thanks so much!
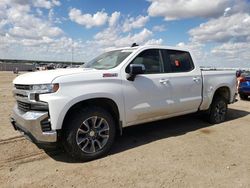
[239,94,248,100]
[208,96,228,124]
[62,106,116,161]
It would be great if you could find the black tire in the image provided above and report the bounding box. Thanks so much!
[239,94,248,100]
[208,96,228,124]
[62,106,116,161]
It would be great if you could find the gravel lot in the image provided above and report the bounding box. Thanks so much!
[0,71,250,188]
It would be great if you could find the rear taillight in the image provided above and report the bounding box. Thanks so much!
[239,77,246,83]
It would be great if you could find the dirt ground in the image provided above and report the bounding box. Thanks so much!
[0,71,250,188]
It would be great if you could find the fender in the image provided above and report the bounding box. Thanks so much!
[54,93,125,130]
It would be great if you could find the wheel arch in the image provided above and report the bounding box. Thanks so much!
[61,97,122,135]
[212,86,231,103]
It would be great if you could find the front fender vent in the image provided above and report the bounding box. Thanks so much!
[41,119,52,132]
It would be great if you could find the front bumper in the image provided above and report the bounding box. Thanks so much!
[11,105,57,147]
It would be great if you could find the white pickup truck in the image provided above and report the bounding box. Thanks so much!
[11,45,237,161]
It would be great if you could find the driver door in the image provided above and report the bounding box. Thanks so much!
[122,49,172,125]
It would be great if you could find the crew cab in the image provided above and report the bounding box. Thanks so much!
[11,45,237,161]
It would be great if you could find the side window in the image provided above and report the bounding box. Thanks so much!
[126,49,163,74]
[165,50,194,73]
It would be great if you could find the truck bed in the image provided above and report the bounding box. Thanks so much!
[200,69,237,110]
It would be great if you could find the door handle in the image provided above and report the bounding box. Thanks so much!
[159,79,170,84]
[193,77,201,82]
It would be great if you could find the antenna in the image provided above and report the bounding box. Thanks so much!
[71,40,74,67]
[131,43,139,47]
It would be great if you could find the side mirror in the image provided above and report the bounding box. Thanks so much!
[127,64,145,81]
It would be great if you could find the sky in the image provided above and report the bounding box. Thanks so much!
[0,0,250,68]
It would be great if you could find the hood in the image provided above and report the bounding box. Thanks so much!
[13,68,94,85]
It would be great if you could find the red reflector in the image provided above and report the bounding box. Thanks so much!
[175,60,180,67]
[239,77,246,83]
[103,73,118,77]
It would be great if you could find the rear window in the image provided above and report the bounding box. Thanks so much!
[165,50,194,73]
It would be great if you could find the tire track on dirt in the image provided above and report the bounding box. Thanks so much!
[0,136,61,168]
[0,135,25,145]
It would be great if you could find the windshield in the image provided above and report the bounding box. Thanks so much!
[84,50,132,70]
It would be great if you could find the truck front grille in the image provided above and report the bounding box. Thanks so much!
[14,85,49,112]
[15,84,32,90]
[17,101,31,112]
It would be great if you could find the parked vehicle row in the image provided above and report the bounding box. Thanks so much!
[237,71,250,100]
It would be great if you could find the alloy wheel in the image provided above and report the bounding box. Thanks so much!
[76,116,110,154]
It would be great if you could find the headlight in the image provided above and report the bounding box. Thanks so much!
[29,83,59,101]
[31,83,59,93]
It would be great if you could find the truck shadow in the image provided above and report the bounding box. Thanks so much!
[48,108,249,163]
[111,108,249,154]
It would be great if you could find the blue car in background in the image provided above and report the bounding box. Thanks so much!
[238,72,250,100]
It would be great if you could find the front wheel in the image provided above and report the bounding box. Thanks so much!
[62,106,116,161]
[208,96,228,124]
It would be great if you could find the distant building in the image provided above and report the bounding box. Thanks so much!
[0,62,35,71]
[0,59,84,71]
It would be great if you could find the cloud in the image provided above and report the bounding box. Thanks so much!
[0,1,7,19]
[9,25,62,40]
[152,25,166,32]
[67,9,160,60]
[176,41,247,67]
[178,11,250,68]
[147,0,249,20]
[0,2,160,62]
[223,7,232,16]
[48,8,63,23]
[189,13,250,43]
[93,27,153,47]
[2,0,61,10]
[5,3,63,40]
[0,20,8,31]
[69,8,149,32]
[115,28,153,46]
[145,38,163,45]
[83,25,163,60]
[69,8,109,28]
[211,42,250,65]
[91,13,162,49]
[33,0,61,9]
[199,41,250,68]
[0,1,162,62]
[36,8,43,16]
[0,0,69,61]
[68,9,148,31]
[109,11,120,27]
[122,15,149,32]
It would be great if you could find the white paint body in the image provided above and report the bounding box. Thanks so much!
[13,46,237,131]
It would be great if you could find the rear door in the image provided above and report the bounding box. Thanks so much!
[162,50,202,114]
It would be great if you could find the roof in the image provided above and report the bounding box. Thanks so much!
[111,45,189,52]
